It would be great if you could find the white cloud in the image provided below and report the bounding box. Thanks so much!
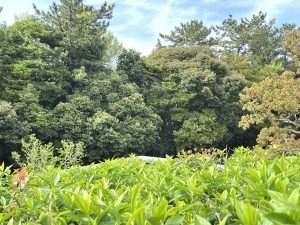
[148,0,175,35]
[120,0,214,54]
[222,0,298,19]
[0,0,34,24]
[251,0,297,18]
[1,0,299,55]
[119,35,154,55]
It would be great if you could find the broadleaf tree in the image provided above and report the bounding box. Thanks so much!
[239,71,300,152]
[50,72,162,161]
[145,46,247,153]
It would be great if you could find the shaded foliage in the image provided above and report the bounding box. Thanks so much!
[146,46,247,153]
[0,16,71,106]
[0,101,24,164]
[50,72,162,161]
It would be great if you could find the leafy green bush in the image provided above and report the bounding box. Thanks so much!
[12,135,84,170]
[1,147,300,224]
[58,140,85,169]
[12,135,57,170]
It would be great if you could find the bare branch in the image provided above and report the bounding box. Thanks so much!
[290,129,300,135]
[278,118,297,126]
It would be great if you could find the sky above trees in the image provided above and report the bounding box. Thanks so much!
[1,0,300,55]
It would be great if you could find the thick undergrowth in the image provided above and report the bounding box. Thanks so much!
[1,147,300,225]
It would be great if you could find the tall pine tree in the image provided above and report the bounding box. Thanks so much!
[34,0,114,73]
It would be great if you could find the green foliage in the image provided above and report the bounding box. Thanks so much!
[1,2,300,163]
[58,140,85,169]
[102,31,123,65]
[14,84,50,137]
[1,148,300,224]
[34,0,114,73]
[146,46,247,152]
[0,100,24,163]
[0,16,70,105]
[216,12,281,59]
[12,135,57,170]
[117,49,156,90]
[215,12,291,81]
[50,72,162,161]
[0,163,13,205]
[0,101,23,145]
[240,70,300,152]
[158,20,214,47]
[283,29,300,71]
[220,53,284,82]
[12,135,84,170]
[174,110,227,149]
[0,1,161,162]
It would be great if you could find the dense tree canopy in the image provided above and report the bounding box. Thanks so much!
[283,29,300,70]
[239,71,300,152]
[34,0,114,73]
[50,72,162,160]
[117,49,155,90]
[0,1,299,164]
[0,0,160,163]
[0,16,71,105]
[146,46,247,153]
[0,100,24,163]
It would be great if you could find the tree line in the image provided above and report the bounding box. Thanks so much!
[0,0,299,165]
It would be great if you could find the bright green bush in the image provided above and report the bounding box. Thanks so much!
[12,135,84,170]
[1,147,300,224]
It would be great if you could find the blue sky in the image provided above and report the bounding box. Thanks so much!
[1,0,300,55]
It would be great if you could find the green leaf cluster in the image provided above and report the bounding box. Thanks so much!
[146,46,247,152]
[1,148,300,224]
